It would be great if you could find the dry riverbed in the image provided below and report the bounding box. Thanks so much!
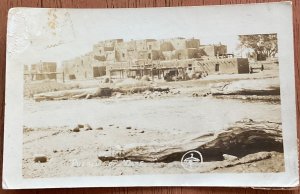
[23,70,284,178]
[23,120,284,178]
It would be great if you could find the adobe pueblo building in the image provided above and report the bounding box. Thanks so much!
[24,62,57,81]
[62,38,249,81]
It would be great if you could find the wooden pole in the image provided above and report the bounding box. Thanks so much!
[109,69,112,83]
[152,68,154,81]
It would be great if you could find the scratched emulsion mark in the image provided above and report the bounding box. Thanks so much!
[44,9,76,49]
[7,8,76,63]
[48,9,58,35]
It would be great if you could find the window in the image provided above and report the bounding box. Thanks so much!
[149,45,152,49]
[122,53,125,57]
[148,53,151,59]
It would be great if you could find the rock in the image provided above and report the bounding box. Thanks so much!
[23,127,33,133]
[143,90,152,95]
[115,93,122,98]
[223,154,238,161]
[140,130,145,133]
[109,124,114,126]
[126,126,132,129]
[95,87,112,97]
[77,124,84,128]
[103,77,110,83]
[53,150,58,153]
[83,124,92,131]
[34,155,47,163]
[52,131,59,136]
[195,73,201,79]
[96,127,103,130]
[86,94,93,99]
[73,127,80,132]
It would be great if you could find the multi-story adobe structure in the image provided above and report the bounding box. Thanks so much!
[62,38,249,80]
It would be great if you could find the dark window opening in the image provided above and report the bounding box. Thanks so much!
[215,64,220,72]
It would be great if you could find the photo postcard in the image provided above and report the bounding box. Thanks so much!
[3,1,299,189]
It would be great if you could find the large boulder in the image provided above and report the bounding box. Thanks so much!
[97,120,283,163]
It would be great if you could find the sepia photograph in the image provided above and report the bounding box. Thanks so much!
[3,3,298,188]
[22,31,283,177]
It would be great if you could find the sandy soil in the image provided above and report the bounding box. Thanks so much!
[22,69,284,178]
[23,125,284,178]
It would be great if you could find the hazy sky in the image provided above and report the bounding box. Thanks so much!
[8,5,276,66]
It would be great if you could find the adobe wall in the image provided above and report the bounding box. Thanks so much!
[194,58,249,74]
[186,39,200,48]
[200,45,228,57]
[63,54,95,80]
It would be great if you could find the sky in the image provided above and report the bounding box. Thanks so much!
[8,5,275,67]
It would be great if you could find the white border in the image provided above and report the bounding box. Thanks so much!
[3,2,299,189]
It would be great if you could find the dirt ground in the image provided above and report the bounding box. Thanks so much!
[22,69,284,178]
[23,125,284,178]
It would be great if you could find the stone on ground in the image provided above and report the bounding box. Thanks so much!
[223,154,238,161]
[34,154,47,163]
[83,124,93,131]
[73,127,80,132]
